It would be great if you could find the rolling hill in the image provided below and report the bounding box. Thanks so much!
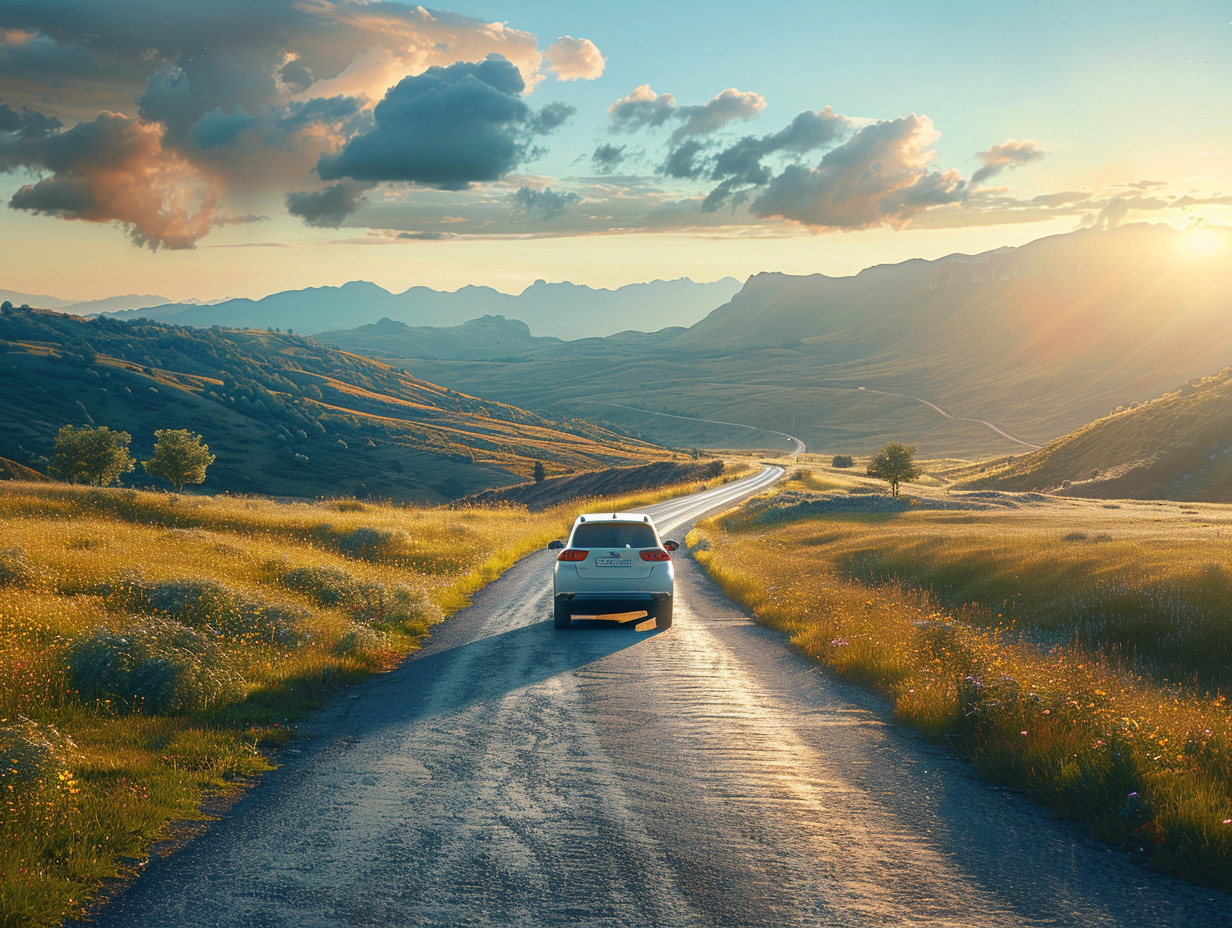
[359,224,1232,458]
[955,366,1232,501]
[0,306,671,502]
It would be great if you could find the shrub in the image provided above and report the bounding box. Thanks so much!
[331,624,383,657]
[335,526,411,561]
[832,454,855,468]
[0,546,33,586]
[0,717,77,791]
[277,565,441,633]
[107,575,307,645]
[378,583,443,633]
[67,616,243,713]
[705,460,725,478]
[281,565,365,606]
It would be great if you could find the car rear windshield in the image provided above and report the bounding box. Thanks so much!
[571,522,659,549]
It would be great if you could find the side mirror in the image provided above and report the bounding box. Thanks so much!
[663,539,679,551]
[547,539,565,550]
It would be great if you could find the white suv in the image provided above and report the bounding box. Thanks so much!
[548,512,678,630]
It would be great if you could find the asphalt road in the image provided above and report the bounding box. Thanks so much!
[94,468,1230,927]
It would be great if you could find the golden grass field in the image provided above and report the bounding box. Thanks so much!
[0,470,735,927]
[690,465,1232,890]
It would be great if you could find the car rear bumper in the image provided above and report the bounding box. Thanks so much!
[555,591,671,615]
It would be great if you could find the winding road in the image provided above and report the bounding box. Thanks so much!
[853,388,1041,450]
[95,468,1227,927]
[607,404,806,455]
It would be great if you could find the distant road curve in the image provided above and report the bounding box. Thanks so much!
[607,404,806,455]
[853,388,1041,450]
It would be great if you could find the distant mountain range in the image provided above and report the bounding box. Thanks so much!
[349,223,1232,458]
[95,277,742,341]
[1,289,175,315]
[0,307,670,502]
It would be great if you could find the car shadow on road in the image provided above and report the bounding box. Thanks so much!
[354,617,664,728]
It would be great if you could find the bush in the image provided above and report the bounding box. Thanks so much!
[0,718,77,791]
[705,460,725,478]
[107,575,307,645]
[0,547,33,586]
[281,565,365,606]
[335,526,411,561]
[832,454,855,468]
[68,616,243,713]
[331,624,384,657]
[278,565,441,633]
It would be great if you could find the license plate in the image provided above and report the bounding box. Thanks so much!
[595,557,629,567]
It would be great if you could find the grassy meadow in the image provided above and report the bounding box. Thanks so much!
[0,470,730,927]
[690,466,1232,889]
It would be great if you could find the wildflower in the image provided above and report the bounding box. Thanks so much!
[1020,731,1028,737]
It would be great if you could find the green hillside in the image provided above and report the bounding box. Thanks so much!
[957,367,1232,500]
[0,307,670,502]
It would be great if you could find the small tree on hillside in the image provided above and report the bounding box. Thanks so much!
[866,441,920,498]
[143,429,215,492]
[533,461,546,484]
[52,425,135,487]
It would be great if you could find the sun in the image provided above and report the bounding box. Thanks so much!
[1182,227,1224,258]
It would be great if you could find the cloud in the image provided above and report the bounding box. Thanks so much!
[608,85,678,132]
[0,2,558,246]
[608,85,765,142]
[511,185,582,221]
[398,230,455,240]
[591,143,626,173]
[544,36,605,81]
[1031,190,1092,208]
[285,180,373,227]
[187,105,259,150]
[270,95,364,134]
[1092,195,1129,229]
[0,2,546,122]
[318,56,543,190]
[0,102,61,138]
[663,140,706,179]
[702,107,849,209]
[2,111,219,249]
[531,100,576,134]
[670,89,766,144]
[750,114,965,230]
[971,138,1044,186]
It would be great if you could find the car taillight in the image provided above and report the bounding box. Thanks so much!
[557,549,588,562]
[639,550,671,561]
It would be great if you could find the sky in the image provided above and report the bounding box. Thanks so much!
[0,0,1229,301]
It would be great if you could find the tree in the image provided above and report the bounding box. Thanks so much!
[532,461,546,484]
[143,429,215,492]
[831,454,854,468]
[866,441,920,498]
[52,425,135,487]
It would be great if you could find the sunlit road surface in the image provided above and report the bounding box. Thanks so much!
[96,468,1230,927]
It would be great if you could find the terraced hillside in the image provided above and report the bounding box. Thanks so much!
[0,307,669,501]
